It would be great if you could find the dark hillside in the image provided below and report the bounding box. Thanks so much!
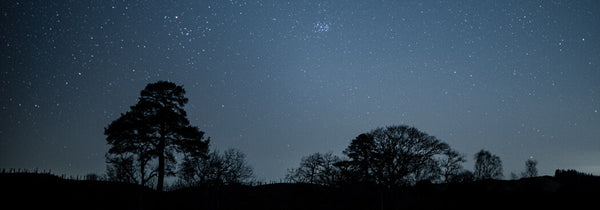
[2,172,599,209]
[0,173,158,210]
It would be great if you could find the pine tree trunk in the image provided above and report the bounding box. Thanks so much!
[157,136,165,192]
[140,162,145,186]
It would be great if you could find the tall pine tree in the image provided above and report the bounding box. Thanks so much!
[105,81,209,191]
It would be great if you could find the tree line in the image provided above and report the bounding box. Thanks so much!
[105,81,538,191]
[286,128,539,186]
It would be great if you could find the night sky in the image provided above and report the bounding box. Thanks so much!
[1,0,599,181]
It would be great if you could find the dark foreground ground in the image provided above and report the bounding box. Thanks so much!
[1,172,599,210]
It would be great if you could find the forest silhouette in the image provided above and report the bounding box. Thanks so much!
[2,81,599,209]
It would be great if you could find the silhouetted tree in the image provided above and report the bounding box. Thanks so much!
[179,150,219,185]
[343,125,452,186]
[180,148,253,185]
[474,150,503,180]
[106,153,138,184]
[220,148,254,184]
[521,158,538,178]
[105,81,209,191]
[341,133,376,183]
[105,110,156,186]
[439,149,466,183]
[286,152,342,185]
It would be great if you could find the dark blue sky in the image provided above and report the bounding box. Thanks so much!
[1,0,599,181]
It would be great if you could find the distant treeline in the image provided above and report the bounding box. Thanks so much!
[18,81,589,193]
[554,169,596,178]
[99,81,588,191]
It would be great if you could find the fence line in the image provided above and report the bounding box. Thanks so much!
[1,168,54,175]
[0,168,91,181]
[1,168,301,187]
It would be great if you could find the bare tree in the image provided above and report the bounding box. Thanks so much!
[474,150,503,180]
[440,149,466,183]
[286,154,321,184]
[521,158,538,178]
[221,148,254,184]
[106,154,138,184]
[179,148,253,185]
[286,152,342,185]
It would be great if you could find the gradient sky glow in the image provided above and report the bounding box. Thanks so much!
[1,0,600,181]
